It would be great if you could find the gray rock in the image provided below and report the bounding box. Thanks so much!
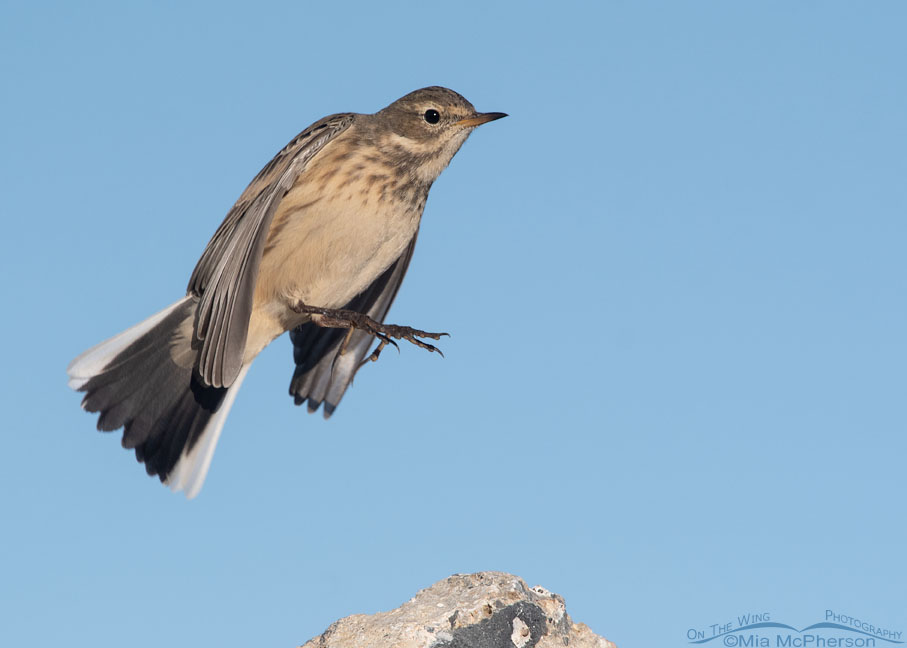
[299,572,615,648]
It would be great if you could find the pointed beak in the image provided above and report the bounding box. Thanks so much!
[455,112,508,128]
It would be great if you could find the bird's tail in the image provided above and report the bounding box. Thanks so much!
[67,297,248,498]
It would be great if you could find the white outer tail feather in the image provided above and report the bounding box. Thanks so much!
[165,364,250,499]
[67,299,191,390]
[68,296,247,499]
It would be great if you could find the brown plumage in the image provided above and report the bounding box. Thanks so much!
[67,87,506,497]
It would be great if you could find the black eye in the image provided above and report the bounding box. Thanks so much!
[423,109,440,124]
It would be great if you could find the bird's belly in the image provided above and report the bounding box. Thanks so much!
[243,189,422,361]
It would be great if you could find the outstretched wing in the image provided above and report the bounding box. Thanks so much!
[289,232,419,417]
[187,113,355,388]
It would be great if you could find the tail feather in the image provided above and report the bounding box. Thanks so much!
[67,301,185,390]
[119,361,196,448]
[98,354,183,433]
[68,297,247,498]
[165,365,250,498]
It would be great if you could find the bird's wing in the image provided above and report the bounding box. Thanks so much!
[187,113,355,388]
[288,232,419,417]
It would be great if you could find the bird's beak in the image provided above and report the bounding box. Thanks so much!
[455,112,508,128]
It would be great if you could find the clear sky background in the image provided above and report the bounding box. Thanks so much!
[2,2,905,647]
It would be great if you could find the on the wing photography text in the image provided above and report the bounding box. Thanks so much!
[686,610,903,647]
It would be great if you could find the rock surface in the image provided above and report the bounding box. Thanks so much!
[299,571,615,648]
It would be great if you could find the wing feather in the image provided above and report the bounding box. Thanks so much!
[187,113,355,388]
[289,232,419,416]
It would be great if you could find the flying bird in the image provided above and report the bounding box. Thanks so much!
[68,87,506,498]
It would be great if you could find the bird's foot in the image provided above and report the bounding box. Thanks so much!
[290,301,448,363]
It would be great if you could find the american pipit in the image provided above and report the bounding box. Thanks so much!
[67,86,506,497]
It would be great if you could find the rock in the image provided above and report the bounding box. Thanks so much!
[299,571,615,648]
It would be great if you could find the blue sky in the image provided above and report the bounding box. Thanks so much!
[2,2,905,647]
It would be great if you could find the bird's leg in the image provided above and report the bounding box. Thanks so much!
[290,301,448,362]
[338,326,357,356]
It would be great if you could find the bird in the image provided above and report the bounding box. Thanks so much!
[67,86,506,498]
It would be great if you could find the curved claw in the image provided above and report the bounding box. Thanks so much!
[294,300,449,363]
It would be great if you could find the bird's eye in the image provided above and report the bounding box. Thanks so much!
[423,109,441,124]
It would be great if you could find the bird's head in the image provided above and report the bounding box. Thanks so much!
[370,86,506,185]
